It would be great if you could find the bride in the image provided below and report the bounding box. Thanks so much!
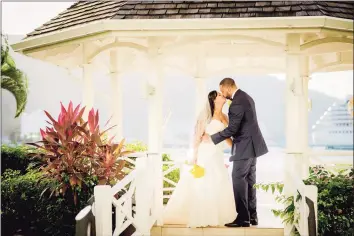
[163,90,236,227]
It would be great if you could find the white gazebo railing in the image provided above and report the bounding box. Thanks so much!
[81,149,353,236]
[89,150,189,236]
[287,163,318,236]
[94,152,162,236]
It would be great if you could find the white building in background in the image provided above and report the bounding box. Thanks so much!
[312,96,353,150]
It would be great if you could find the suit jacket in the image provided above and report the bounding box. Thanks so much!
[211,89,268,161]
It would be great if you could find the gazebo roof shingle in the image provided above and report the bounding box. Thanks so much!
[26,1,354,38]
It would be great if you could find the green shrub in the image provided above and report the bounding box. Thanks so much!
[1,169,94,236]
[125,141,148,152]
[1,145,40,174]
[255,166,353,236]
[1,143,95,236]
[304,166,354,236]
[0,142,183,235]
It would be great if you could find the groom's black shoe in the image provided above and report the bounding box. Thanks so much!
[250,218,258,226]
[225,221,250,227]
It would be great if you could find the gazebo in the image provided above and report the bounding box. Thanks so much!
[12,1,353,235]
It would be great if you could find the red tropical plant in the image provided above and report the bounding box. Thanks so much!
[28,101,131,204]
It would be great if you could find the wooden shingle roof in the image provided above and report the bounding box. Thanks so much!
[27,1,354,38]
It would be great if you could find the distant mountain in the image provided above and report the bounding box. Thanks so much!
[159,75,341,147]
[1,47,341,147]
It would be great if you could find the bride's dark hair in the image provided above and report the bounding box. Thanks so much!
[208,90,218,117]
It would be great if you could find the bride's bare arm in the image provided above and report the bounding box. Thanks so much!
[222,114,233,148]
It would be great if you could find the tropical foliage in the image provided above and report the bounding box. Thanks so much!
[255,166,354,236]
[1,146,93,236]
[1,34,28,117]
[28,102,131,204]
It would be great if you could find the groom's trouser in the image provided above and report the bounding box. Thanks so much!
[232,158,257,223]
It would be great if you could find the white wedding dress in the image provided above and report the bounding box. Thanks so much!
[163,119,236,227]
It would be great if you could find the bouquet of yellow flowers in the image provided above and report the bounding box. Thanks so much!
[189,164,205,178]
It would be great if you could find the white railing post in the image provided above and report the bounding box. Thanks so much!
[306,185,318,236]
[135,157,153,235]
[94,185,113,236]
[153,153,164,226]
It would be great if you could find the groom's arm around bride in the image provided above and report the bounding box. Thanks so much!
[210,102,243,148]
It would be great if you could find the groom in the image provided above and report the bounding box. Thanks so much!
[202,78,268,227]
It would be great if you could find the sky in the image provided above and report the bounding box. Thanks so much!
[2,2,74,36]
[2,1,353,99]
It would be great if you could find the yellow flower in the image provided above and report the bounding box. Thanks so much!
[190,164,205,178]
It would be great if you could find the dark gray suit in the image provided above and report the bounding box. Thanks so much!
[211,89,268,223]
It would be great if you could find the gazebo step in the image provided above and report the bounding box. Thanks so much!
[151,225,284,236]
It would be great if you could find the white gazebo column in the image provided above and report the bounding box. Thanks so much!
[194,46,208,118]
[284,33,310,234]
[195,77,207,118]
[82,63,94,117]
[146,40,164,226]
[109,50,123,141]
[300,57,311,178]
[146,52,163,152]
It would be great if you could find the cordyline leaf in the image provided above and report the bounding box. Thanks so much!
[76,122,89,136]
[40,129,46,138]
[53,122,65,140]
[57,113,63,126]
[73,103,80,117]
[43,133,56,143]
[100,125,116,137]
[44,110,57,124]
[92,133,102,146]
[74,107,85,123]
[68,101,73,117]
[60,102,67,115]
[88,109,95,133]
[107,136,115,145]
[27,142,47,150]
[114,139,125,155]
[104,115,113,128]
[95,110,99,128]
[46,131,59,139]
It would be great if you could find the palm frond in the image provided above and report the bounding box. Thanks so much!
[1,34,28,117]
